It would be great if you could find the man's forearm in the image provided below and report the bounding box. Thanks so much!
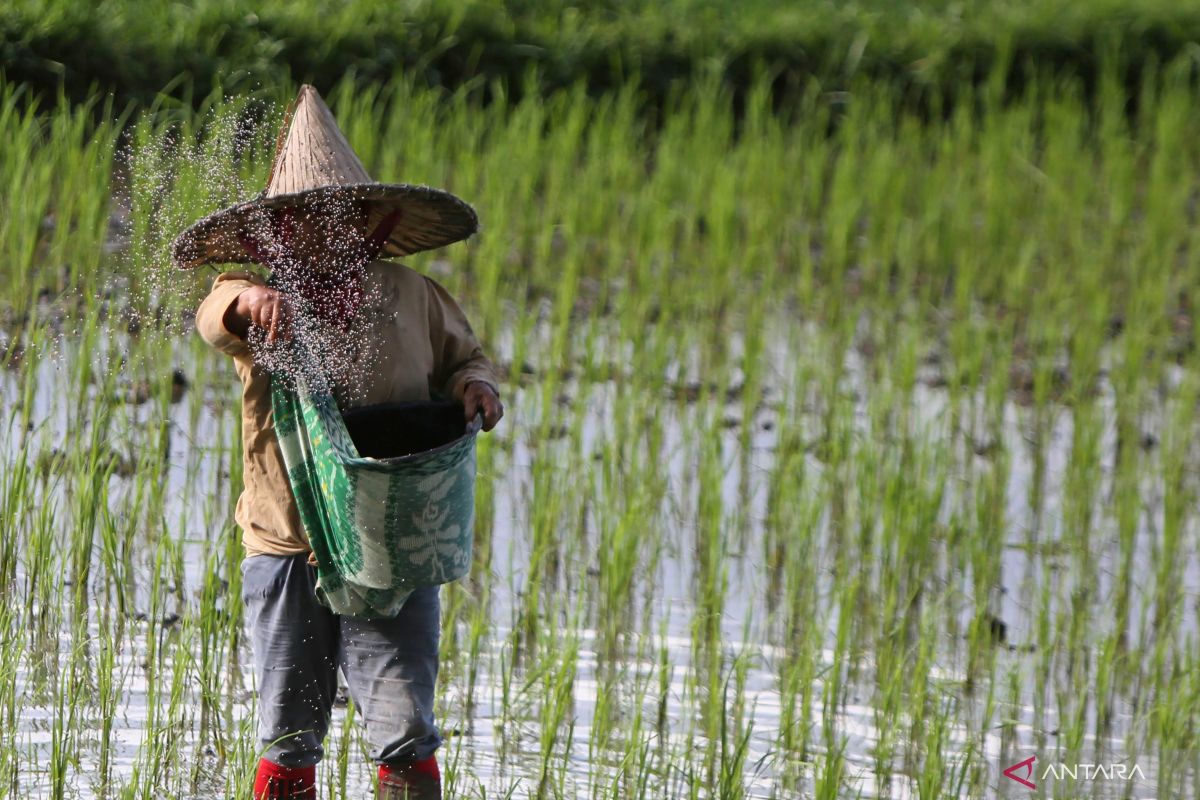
[445,358,500,401]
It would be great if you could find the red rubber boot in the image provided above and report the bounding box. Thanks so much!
[253,759,317,799]
[378,755,441,800]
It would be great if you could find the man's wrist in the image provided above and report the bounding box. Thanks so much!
[223,291,252,339]
[464,379,498,395]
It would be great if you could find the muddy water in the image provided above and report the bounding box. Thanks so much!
[1,320,1191,799]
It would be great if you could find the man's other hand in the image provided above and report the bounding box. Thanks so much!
[463,381,503,432]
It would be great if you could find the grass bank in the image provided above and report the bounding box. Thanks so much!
[5,0,1200,111]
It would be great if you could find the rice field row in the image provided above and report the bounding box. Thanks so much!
[0,61,1198,797]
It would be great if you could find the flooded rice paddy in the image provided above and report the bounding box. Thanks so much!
[2,318,1193,798]
[2,71,1199,798]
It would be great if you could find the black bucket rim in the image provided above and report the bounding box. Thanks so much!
[340,399,482,464]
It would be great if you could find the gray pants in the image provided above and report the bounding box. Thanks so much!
[241,553,442,768]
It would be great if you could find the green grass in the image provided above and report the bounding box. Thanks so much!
[5,0,1200,111]
[1,52,1199,797]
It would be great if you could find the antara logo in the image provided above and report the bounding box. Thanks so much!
[1003,755,1037,789]
[1003,754,1147,790]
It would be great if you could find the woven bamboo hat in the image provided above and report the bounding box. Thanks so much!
[171,84,478,269]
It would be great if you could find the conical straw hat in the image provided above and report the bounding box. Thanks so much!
[171,85,478,269]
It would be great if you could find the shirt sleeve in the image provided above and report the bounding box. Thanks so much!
[195,270,266,358]
[424,276,500,401]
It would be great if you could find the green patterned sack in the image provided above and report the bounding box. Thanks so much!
[269,342,480,619]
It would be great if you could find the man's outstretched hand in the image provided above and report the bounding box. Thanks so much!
[226,286,295,343]
[464,381,503,432]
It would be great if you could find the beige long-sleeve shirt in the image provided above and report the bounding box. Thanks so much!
[196,261,500,557]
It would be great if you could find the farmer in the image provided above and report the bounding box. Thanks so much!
[173,85,502,800]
